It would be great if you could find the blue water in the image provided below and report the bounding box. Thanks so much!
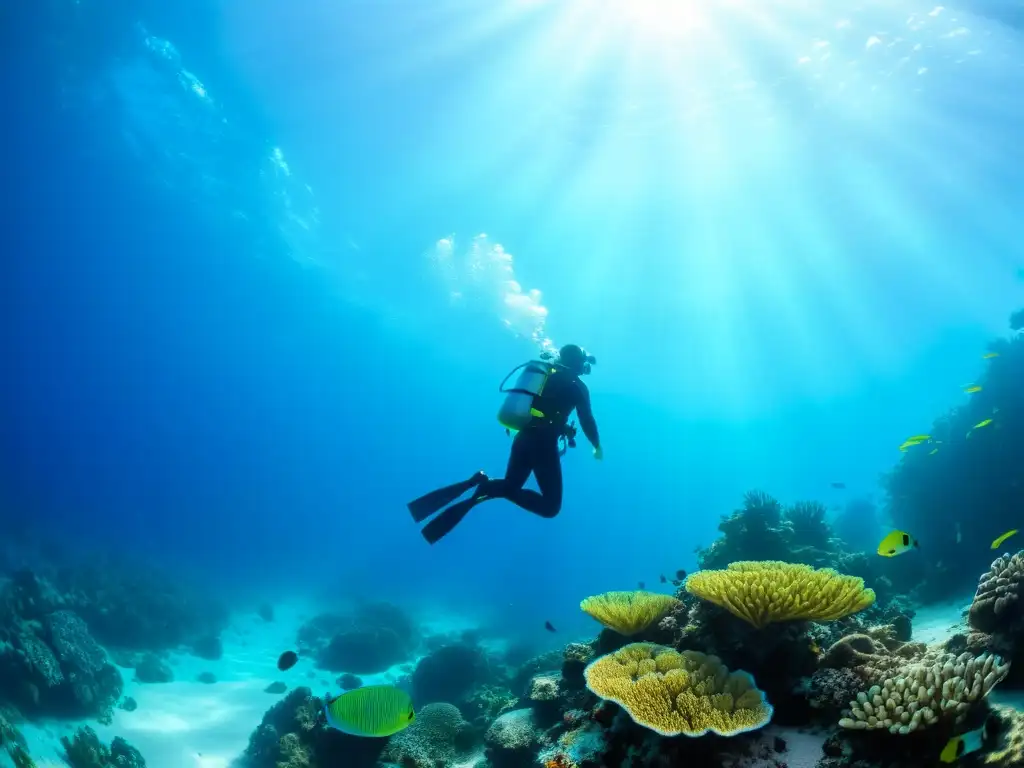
[3,0,1024,707]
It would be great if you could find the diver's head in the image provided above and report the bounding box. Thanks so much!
[558,344,596,375]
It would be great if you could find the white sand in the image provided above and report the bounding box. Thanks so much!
[16,601,451,768]
[911,594,973,644]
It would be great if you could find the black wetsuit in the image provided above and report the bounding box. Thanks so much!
[480,367,600,518]
[407,365,600,544]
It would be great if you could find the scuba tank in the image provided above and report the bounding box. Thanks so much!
[497,360,554,432]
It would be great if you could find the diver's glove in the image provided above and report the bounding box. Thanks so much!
[593,446,604,461]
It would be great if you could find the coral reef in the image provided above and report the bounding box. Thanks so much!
[579,591,681,636]
[380,702,475,767]
[54,560,228,652]
[685,561,875,628]
[412,641,496,707]
[233,478,1024,768]
[838,651,1008,733]
[0,605,122,721]
[970,552,1024,634]
[583,643,773,737]
[61,726,146,768]
[298,602,416,675]
[882,309,1024,603]
[243,687,384,768]
[485,708,545,768]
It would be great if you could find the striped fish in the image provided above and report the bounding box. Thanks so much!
[324,685,415,737]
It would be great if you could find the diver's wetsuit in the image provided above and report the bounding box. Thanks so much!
[408,366,600,544]
[481,367,599,518]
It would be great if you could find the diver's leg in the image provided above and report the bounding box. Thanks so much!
[501,437,562,518]
[407,471,488,523]
[476,431,532,498]
[419,434,530,544]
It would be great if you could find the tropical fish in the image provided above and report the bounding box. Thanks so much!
[974,419,993,429]
[899,435,931,451]
[877,530,919,557]
[809,641,821,655]
[277,651,298,672]
[929,448,939,455]
[939,717,993,763]
[670,579,682,587]
[676,569,687,580]
[324,685,415,737]
[963,385,982,394]
[956,523,962,545]
[982,352,999,359]
[991,530,1018,550]
[638,581,645,589]
[659,574,667,584]
[544,620,557,633]
[830,482,847,489]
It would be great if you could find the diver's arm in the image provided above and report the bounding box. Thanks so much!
[576,382,601,449]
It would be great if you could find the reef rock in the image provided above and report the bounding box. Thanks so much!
[484,708,545,768]
[379,702,476,767]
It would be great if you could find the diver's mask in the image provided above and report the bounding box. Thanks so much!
[540,347,595,375]
[580,351,596,375]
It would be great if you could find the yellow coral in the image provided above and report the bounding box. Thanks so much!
[579,591,680,636]
[685,561,875,629]
[583,642,773,737]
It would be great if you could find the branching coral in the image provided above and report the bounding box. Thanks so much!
[820,626,927,682]
[969,551,1024,634]
[582,643,773,737]
[579,591,681,636]
[685,561,875,629]
[838,651,1009,734]
[785,501,831,548]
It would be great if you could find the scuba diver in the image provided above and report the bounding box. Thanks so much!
[407,344,602,545]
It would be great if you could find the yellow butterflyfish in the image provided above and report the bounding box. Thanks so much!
[877,530,919,557]
[963,385,982,394]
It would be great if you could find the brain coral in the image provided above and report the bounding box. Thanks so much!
[685,561,875,628]
[839,651,1009,734]
[579,591,681,636]
[381,702,470,766]
[969,552,1024,634]
[583,642,773,737]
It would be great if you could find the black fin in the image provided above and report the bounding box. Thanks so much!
[408,473,485,523]
[419,497,482,544]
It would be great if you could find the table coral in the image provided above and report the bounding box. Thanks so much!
[686,561,875,629]
[579,591,681,636]
[583,643,773,737]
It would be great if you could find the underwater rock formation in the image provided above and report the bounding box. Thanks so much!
[883,308,1024,603]
[412,641,496,707]
[484,708,545,768]
[299,602,416,675]
[131,653,173,684]
[0,605,122,721]
[243,687,384,768]
[61,726,146,768]
[378,702,477,767]
[54,561,228,652]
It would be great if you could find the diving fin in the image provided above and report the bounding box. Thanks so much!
[419,495,484,545]
[407,472,487,523]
